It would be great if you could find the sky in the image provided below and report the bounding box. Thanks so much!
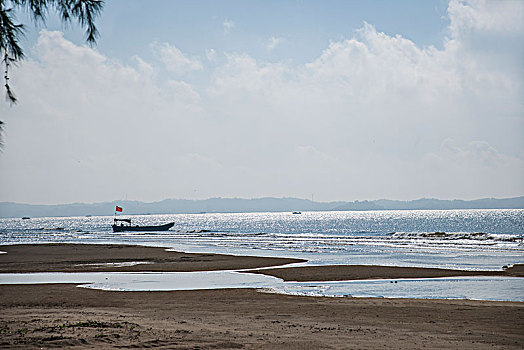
[0,0,523,205]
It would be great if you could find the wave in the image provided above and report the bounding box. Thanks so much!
[388,232,522,242]
[167,229,523,246]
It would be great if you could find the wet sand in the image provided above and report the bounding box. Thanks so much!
[0,243,523,349]
[0,244,304,273]
[1,284,523,349]
[246,264,524,282]
[1,244,521,279]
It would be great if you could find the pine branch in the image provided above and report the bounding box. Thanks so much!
[10,0,50,23]
[0,0,103,105]
[55,0,103,45]
[0,120,4,150]
[3,53,18,104]
[1,5,25,104]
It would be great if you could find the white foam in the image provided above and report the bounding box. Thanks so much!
[0,271,281,292]
[73,261,153,268]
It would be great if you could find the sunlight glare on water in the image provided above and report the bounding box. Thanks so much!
[0,209,523,270]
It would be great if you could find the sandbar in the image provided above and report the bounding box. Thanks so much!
[246,264,524,282]
[0,243,523,349]
[0,244,304,273]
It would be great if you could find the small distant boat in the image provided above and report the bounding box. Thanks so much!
[112,218,174,232]
[292,211,302,215]
[21,217,31,220]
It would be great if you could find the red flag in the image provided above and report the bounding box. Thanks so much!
[115,206,123,212]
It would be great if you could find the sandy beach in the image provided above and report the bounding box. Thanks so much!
[0,244,305,273]
[246,264,524,282]
[0,244,523,349]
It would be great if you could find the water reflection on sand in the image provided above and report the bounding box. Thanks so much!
[0,271,523,302]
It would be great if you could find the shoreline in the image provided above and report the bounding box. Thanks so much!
[246,264,524,282]
[0,243,522,281]
[0,243,305,274]
[0,243,523,348]
[1,284,523,349]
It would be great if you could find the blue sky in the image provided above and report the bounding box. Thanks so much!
[21,0,449,63]
[99,0,448,61]
[1,0,523,204]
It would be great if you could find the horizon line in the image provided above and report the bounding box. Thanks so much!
[2,195,524,207]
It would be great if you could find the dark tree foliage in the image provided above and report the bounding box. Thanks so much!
[1,0,104,103]
[0,120,4,149]
[0,0,103,145]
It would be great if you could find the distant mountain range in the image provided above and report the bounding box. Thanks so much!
[0,196,523,218]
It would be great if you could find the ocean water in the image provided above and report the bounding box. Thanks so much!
[1,272,522,301]
[1,210,523,300]
[1,209,522,270]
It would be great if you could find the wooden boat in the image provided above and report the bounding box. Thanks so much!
[112,218,174,232]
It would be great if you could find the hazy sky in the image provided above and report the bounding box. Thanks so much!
[0,0,523,204]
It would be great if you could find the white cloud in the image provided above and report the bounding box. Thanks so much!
[0,0,523,203]
[267,36,284,52]
[0,31,205,203]
[223,19,235,34]
[154,42,203,75]
[206,48,217,61]
[447,0,524,35]
[418,139,524,198]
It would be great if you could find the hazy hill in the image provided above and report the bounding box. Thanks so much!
[0,196,523,218]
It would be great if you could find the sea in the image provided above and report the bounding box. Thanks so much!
[1,209,523,300]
